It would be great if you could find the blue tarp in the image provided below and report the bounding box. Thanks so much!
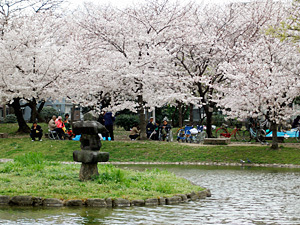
[72,135,105,141]
[266,131,297,138]
[72,135,81,141]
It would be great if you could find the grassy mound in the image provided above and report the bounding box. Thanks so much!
[0,152,203,200]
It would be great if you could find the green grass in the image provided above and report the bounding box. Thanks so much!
[0,153,203,200]
[0,123,299,165]
[0,122,49,135]
[0,138,299,165]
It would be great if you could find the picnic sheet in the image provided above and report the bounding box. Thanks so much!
[72,135,81,141]
[266,131,297,138]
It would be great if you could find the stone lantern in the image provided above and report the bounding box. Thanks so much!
[72,121,109,181]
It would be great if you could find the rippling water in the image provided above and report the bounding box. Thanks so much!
[0,165,299,225]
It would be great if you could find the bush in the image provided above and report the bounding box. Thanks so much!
[40,107,58,122]
[4,114,17,123]
[115,114,139,131]
[211,113,226,127]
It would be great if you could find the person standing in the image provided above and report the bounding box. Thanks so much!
[30,122,43,141]
[146,117,155,138]
[103,111,115,140]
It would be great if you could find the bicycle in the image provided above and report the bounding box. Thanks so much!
[243,125,266,143]
[215,124,243,141]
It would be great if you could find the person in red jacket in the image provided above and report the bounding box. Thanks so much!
[55,116,65,140]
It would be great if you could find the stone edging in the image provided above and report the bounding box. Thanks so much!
[0,189,211,208]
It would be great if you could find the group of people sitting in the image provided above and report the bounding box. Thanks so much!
[129,117,171,141]
[48,114,72,140]
[29,114,72,141]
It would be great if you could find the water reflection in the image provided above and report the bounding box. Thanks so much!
[0,165,299,225]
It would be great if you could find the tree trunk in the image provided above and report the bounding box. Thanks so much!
[178,101,183,128]
[271,121,279,150]
[189,103,194,126]
[138,95,147,140]
[3,104,6,118]
[10,98,30,133]
[29,99,44,122]
[37,100,45,122]
[204,105,213,138]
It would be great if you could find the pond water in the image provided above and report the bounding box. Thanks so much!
[0,165,299,225]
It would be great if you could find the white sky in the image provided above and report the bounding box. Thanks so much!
[67,0,244,8]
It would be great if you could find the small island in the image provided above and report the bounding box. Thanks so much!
[0,152,210,207]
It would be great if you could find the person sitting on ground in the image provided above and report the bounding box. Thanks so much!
[30,122,43,141]
[146,117,155,138]
[55,116,65,139]
[129,124,140,140]
[48,115,57,132]
[160,120,171,141]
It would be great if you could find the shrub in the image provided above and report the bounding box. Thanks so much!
[4,114,17,123]
[115,114,139,131]
[40,107,58,122]
[212,114,226,127]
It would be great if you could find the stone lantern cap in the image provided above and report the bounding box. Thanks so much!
[73,121,107,136]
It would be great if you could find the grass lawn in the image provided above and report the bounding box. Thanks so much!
[0,136,300,165]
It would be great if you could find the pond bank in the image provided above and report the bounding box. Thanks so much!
[101,161,300,168]
[0,189,211,208]
[1,159,300,168]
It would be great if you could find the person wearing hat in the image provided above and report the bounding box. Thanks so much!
[146,117,155,138]
[55,116,65,139]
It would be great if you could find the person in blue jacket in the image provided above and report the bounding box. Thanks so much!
[103,111,115,140]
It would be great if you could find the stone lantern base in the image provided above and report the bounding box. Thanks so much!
[79,163,99,181]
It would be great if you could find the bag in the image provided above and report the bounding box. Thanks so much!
[190,128,198,134]
[62,127,66,133]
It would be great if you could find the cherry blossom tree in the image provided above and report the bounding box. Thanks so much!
[66,0,197,138]
[217,34,300,149]
[268,0,300,42]
[0,0,70,133]
[170,1,285,137]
